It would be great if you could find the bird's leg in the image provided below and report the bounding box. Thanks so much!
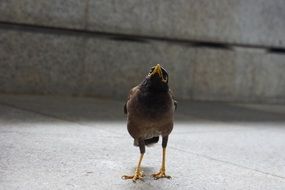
[122,154,144,181]
[122,140,145,182]
[152,136,171,179]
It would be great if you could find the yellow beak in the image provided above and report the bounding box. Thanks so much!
[150,64,163,77]
[149,64,167,83]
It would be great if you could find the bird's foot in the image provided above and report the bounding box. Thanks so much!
[122,169,144,182]
[152,169,171,180]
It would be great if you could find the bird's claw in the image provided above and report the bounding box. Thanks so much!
[152,169,171,180]
[122,169,144,182]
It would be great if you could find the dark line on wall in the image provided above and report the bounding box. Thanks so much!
[267,47,285,54]
[0,21,285,53]
[191,41,231,50]
[109,36,148,43]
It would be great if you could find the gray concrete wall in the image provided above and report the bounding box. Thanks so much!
[1,0,285,47]
[0,1,285,103]
[0,28,194,99]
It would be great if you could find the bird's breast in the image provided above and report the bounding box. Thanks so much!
[136,92,173,119]
[126,90,174,139]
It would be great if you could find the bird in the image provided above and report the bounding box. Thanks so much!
[122,64,177,182]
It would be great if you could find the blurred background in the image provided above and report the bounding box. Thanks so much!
[0,0,284,103]
[0,1,285,190]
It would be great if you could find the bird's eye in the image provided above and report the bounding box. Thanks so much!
[148,67,155,75]
[162,74,168,82]
[161,69,168,82]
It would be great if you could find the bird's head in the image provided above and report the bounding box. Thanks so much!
[141,64,169,92]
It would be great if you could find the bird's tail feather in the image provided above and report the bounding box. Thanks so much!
[133,136,160,147]
[145,136,159,147]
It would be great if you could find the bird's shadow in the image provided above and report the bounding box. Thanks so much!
[140,166,157,175]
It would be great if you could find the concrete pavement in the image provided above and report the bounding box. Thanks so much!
[0,95,285,190]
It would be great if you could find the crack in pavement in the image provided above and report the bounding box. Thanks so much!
[0,102,118,136]
[169,146,285,180]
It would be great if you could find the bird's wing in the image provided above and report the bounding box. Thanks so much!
[169,89,178,111]
[124,86,140,114]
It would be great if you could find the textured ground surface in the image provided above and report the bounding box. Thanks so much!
[0,95,285,190]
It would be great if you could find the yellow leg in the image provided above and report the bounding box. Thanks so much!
[122,154,144,182]
[152,148,171,179]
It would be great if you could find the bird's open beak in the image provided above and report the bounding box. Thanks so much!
[149,64,167,83]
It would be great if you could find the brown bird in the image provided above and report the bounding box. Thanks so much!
[122,64,177,182]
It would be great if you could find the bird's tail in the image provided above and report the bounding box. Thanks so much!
[133,136,159,147]
[144,136,159,147]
